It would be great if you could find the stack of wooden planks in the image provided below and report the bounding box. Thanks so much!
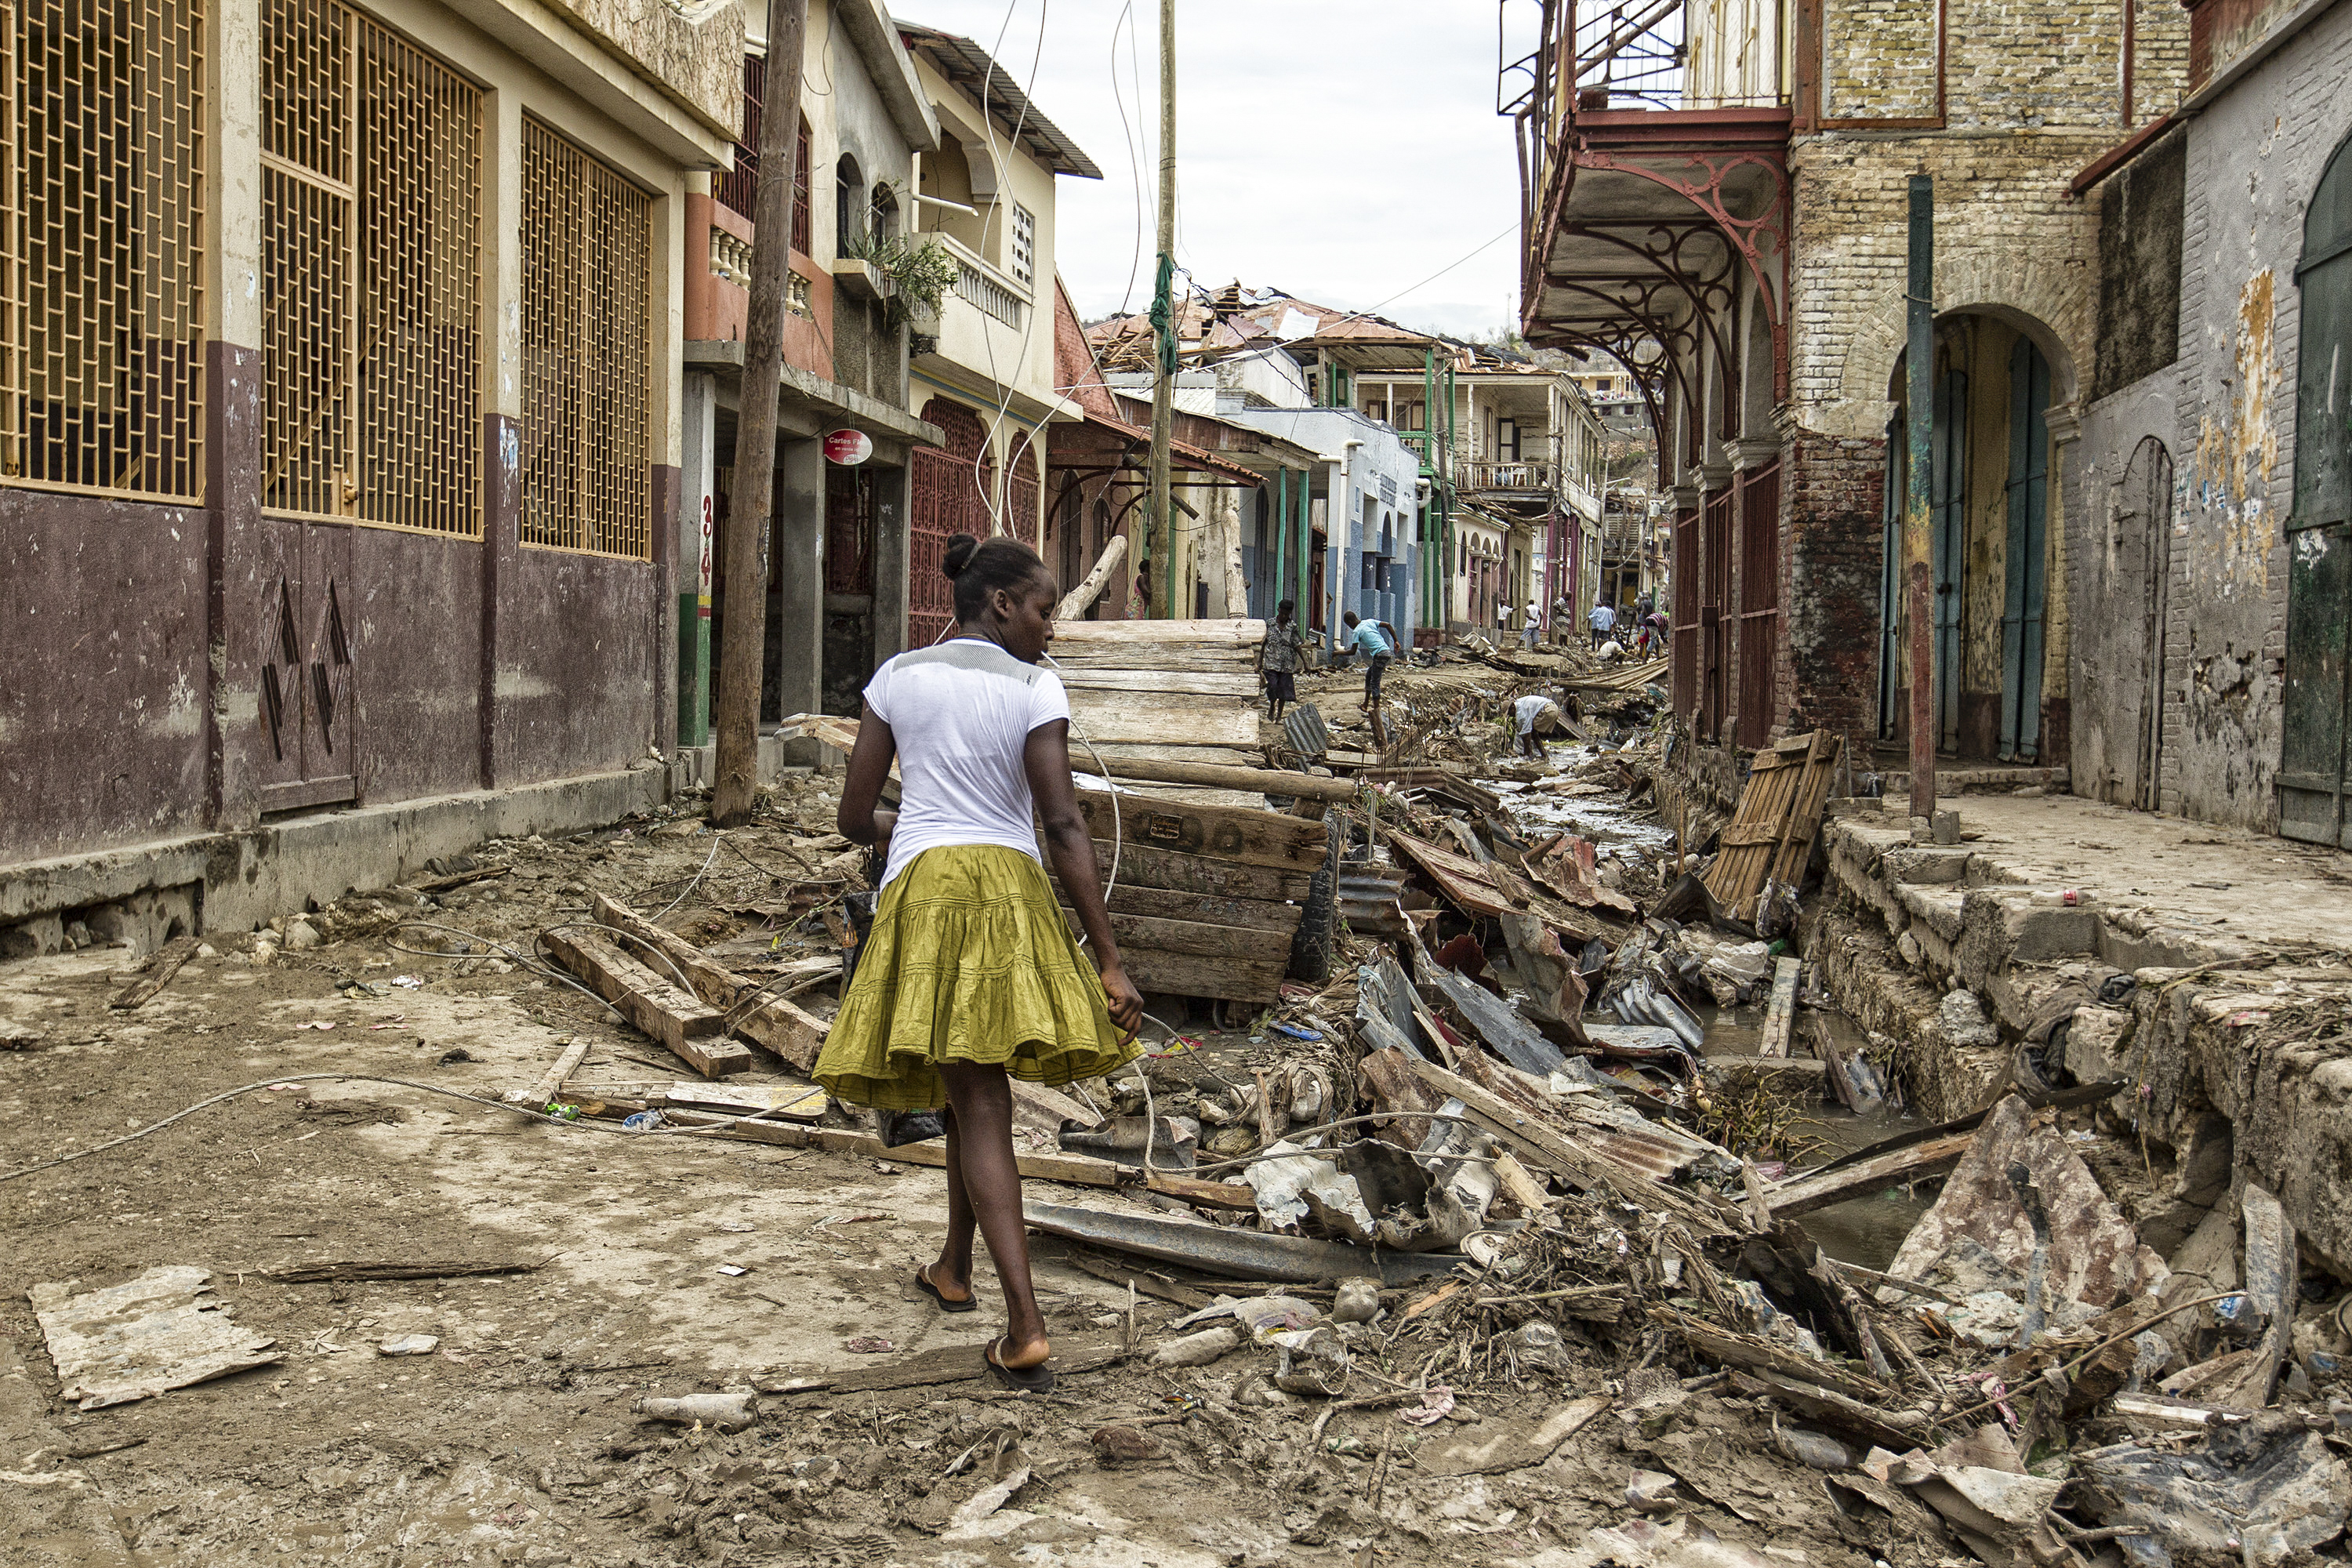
[1046,619,1268,808]
[1051,789,1326,1004]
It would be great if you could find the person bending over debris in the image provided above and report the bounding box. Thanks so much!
[1257,597,1308,720]
[1512,692,1566,757]
[1342,610,1394,711]
[820,532,1145,1394]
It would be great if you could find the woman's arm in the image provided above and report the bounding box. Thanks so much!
[1025,721,1145,1038]
[836,706,898,855]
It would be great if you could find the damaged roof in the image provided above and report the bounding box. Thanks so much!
[893,20,1103,179]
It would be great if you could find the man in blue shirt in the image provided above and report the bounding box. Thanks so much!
[1588,600,1617,648]
[1341,610,1394,707]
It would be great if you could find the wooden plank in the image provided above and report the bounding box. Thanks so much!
[1062,698,1262,748]
[1069,752,1360,802]
[1069,792,1328,873]
[663,1082,828,1120]
[1058,883,1303,932]
[1064,909,1299,961]
[764,1334,1131,1396]
[591,892,829,1070]
[1046,646,1258,672]
[1120,947,1290,1003]
[1658,1308,1896,1403]
[107,936,197,1010]
[1080,841,1314,903]
[1050,618,1265,646]
[523,1037,592,1108]
[542,927,746,1076]
[1058,669,1261,697]
[1758,956,1802,1058]
[1759,1130,1976,1218]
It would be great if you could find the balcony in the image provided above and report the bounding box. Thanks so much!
[1500,0,1791,458]
[1459,459,1558,492]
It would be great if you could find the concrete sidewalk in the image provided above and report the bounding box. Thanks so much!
[1809,789,2352,1276]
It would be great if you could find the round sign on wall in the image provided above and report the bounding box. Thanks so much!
[823,429,873,465]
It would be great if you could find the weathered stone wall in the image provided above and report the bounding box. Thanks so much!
[2071,2,2352,831]
[1783,430,1887,745]
[1820,0,1940,118]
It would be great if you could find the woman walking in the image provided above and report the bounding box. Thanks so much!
[818,532,1145,1392]
[1257,597,1309,720]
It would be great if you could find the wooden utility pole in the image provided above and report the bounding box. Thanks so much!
[713,0,810,826]
[1147,0,1177,619]
[1904,174,1937,820]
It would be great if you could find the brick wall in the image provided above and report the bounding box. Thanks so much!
[1783,430,1889,746]
[1821,0,1940,118]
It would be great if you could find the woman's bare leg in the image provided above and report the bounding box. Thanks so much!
[921,1103,975,1305]
[938,1061,1048,1366]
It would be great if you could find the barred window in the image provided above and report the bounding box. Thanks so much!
[2,0,206,500]
[260,0,481,533]
[519,118,651,559]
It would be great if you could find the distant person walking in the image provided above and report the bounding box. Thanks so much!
[1257,598,1309,721]
[1587,600,1617,649]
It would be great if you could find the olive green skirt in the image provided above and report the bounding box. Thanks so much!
[815,844,1138,1111]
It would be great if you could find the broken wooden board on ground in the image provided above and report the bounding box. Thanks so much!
[1759,1131,1976,1218]
[760,1334,1130,1396]
[31,1267,281,1410]
[590,892,829,1071]
[543,927,746,1076]
[259,1258,545,1283]
[107,935,198,1010]
[663,1081,829,1120]
[1024,1200,1464,1285]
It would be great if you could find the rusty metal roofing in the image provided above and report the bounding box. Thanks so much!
[893,20,1102,178]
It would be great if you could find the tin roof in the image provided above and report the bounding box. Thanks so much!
[893,20,1102,179]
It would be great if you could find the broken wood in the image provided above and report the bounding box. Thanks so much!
[1701,731,1843,924]
[1052,532,1128,620]
[764,1334,1129,1396]
[541,927,743,1076]
[1062,1253,1217,1309]
[1658,1307,1897,1404]
[520,1036,592,1109]
[259,1258,543,1283]
[1759,956,1802,1058]
[589,892,828,1069]
[1759,1131,1976,1218]
[1067,752,1360,802]
[417,865,510,894]
[107,936,197,1011]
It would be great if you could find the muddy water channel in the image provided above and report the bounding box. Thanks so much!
[1500,747,1934,1271]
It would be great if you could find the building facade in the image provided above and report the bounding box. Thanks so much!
[1507,0,2189,755]
[2071,0,2352,842]
[2,0,740,917]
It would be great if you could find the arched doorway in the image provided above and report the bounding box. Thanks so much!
[2281,131,2352,845]
[1876,312,2064,764]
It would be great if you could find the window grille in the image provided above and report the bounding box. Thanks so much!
[714,50,762,221]
[2,0,206,499]
[519,117,651,559]
[1010,201,1036,289]
[260,0,481,533]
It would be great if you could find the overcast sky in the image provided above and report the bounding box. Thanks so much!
[890,2,1526,339]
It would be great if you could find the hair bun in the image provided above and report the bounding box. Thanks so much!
[942,533,980,580]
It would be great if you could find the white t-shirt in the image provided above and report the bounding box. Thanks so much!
[1514,695,1563,735]
[863,638,1072,888]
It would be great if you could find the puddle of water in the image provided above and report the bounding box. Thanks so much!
[1494,743,1679,855]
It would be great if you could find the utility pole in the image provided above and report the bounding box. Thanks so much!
[712,0,810,826]
[1904,174,1937,821]
[1147,0,1177,619]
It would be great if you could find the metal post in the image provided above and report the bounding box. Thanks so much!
[1273,466,1290,608]
[1148,0,1177,618]
[712,0,808,825]
[1904,173,1937,820]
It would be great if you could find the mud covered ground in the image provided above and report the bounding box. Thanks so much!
[0,766,1938,1568]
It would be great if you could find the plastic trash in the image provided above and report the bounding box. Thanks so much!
[1268,1327,1349,1397]
[622,1110,663,1132]
[1149,1326,1240,1368]
[1512,1319,1573,1374]
[1331,1278,1381,1324]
